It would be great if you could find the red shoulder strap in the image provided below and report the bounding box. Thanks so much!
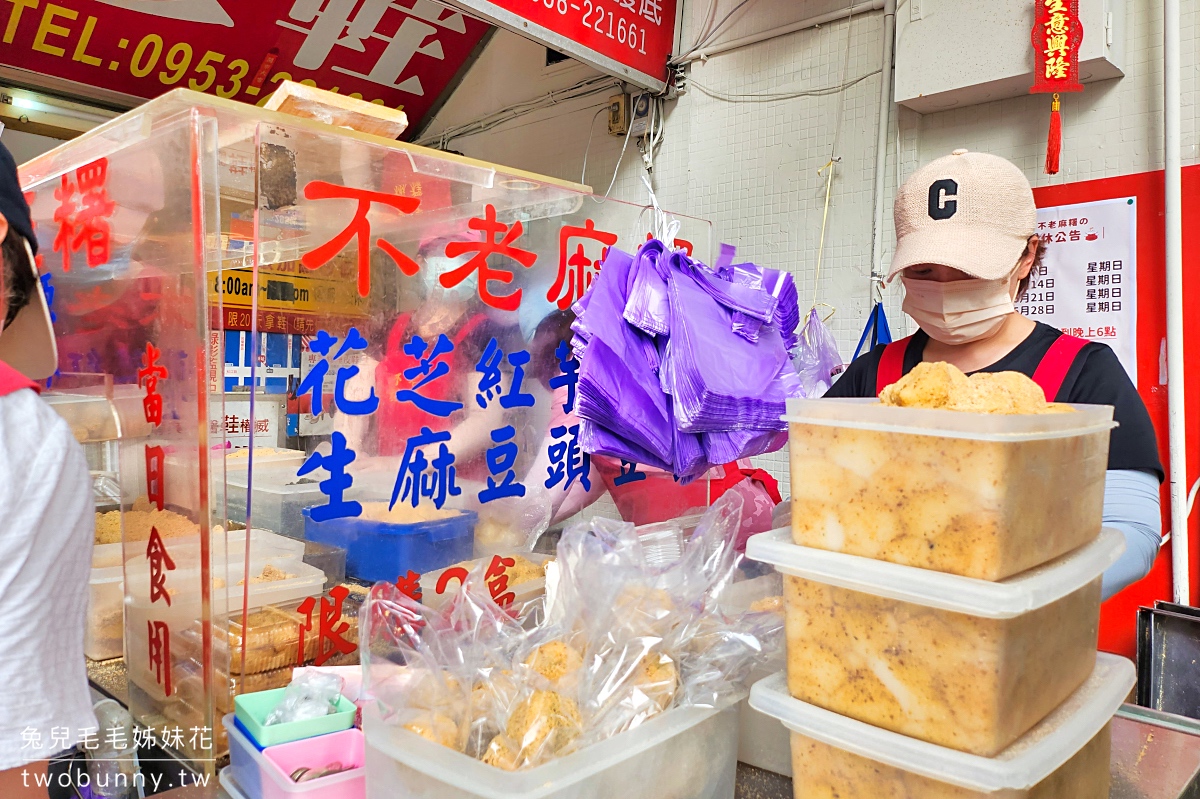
[875,336,912,396]
[453,313,489,346]
[1031,334,1090,402]
[0,361,40,396]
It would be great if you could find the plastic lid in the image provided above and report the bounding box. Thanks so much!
[746,527,1123,618]
[784,397,1116,442]
[750,653,1135,792]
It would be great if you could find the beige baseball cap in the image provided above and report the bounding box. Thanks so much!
[0,238,57,381]
[888,149,1037,283]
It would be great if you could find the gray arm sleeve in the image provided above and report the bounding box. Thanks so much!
[1100,469,1163,600]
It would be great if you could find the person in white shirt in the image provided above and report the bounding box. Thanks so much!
[0,142,97,797]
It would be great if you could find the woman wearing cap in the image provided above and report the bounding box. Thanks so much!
[828,149,1162,599]
[0,143,97,795]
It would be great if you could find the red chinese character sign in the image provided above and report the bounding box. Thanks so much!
[0,0,490,135]
[1030,0,1084,175]
[441,0,676,91]
[53,158,114,271]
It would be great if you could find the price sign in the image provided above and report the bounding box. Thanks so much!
[0,0,490,133]
[443,0,676,90]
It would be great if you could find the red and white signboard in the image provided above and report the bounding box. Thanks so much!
[444,0,676,90]
[0,0,491,134]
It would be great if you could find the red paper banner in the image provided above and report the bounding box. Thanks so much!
[0,1,491,134]
[1030,0,1084,94]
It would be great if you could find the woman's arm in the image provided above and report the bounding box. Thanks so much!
[1100,469,1162,600]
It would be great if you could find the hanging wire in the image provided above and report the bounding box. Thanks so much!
[642,174,681,248]
[809,3,859,313]
[811,157,840,312]
[584,103,638,203]
[675,0,721,62]
[416,76,620,148]
[690,69,881,102]
[672,0,760,64]
[828,1,857,160]
[579,106,609,186]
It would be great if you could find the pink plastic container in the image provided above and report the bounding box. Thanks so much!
[225,712,365,799]
[262,728,366,799]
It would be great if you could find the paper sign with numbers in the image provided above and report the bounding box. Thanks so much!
[1023,197,1138,383]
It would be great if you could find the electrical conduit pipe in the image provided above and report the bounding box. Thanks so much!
[1164,0,1189,604]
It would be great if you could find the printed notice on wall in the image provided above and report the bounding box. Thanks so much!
[1023,197,1138,383]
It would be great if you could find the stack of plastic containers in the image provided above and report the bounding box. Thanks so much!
[123,530,328,757]
[746,396,1130,796]
[86,528,309,662]
[223,687,364,799]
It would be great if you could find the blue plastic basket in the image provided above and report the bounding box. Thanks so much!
[303,507,476,583]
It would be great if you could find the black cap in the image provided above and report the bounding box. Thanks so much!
[0,141,36,254]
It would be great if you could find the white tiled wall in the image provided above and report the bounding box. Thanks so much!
[421,0,1194,496]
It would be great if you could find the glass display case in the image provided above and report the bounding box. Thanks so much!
[17,88,711,773]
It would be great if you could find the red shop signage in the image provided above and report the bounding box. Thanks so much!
[0,0,490,134]
[443,0,675,90]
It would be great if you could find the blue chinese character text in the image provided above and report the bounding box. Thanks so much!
[297,327,379,418]
[397,334,463,418]
[545,423,591,492]
[297,432,362,522]
[475,338,535,409]
[479,425,525,503]
[548,340,579,414]
[613,459,647,486]
[391,426,461,510]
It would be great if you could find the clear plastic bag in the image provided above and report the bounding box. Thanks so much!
[362,492,783,772]
[793,308,844,397]
[264,670,345,725]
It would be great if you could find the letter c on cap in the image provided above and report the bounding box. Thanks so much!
[928,179,958,220]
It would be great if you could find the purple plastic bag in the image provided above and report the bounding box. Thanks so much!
[573,238,802,479]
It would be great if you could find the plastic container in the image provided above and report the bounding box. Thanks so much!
[751,653,1134,797]
[175,659,302,716]
[90,528,305,664]
[785,397,1115,580]
[166,448,307,520]
[717,572,790,777]
[264,728,367,799]
[231,473,327,539]
[220,767,251,799]
[125,560,325,702]
[419,553,551,613]
[305,540,348,591]
[226,447,309,476]
[175,601,350,675]
[234,688,357,749]
[746,526,1124,756]
[226,717,365,799]
[304,508,476,584]
[92,526,304,569]
[362,702,738,799]
[85,564,125,661]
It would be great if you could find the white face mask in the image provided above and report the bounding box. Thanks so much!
[901,273,1018,345]
[422,253,475,302]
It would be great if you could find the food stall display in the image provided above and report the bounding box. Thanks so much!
[17,87,712,772]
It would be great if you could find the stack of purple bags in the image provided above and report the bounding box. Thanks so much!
[571,238,803,481]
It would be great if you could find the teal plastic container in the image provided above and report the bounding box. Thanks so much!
[233,688,356,748]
